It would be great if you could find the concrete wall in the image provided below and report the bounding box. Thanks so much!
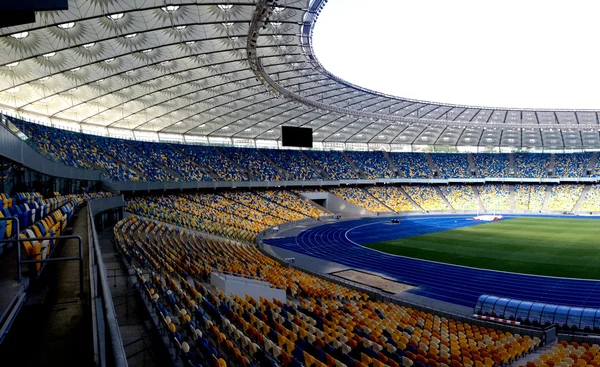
[299,192,370,215]
[210,272,286,304]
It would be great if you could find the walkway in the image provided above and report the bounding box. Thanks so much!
[0,208,92,366]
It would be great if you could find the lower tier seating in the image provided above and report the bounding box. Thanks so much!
[115,215,541,367]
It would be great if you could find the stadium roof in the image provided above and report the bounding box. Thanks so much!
[1,0,600,149]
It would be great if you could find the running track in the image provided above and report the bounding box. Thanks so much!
[264,215,600,308]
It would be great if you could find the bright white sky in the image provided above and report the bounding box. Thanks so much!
[312,0,600,110]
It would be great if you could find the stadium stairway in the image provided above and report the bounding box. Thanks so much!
[300,150,329,179]
[397,186,424,211]
[364,188,396,213]
[509,153,516,175]
[467,153,476,176]
[589,152,598,173]
[573,185,592,213]
[435,186,455,212]
[508,342,557,367]
[509,185,517,211]
[214,147,251,180]
[548,154,556,176]
[426,153,437,177]
[341,151,365,179]
[383,151,398,175]
[97,228,173,366]
[258,150,291,180]
[471,186,487,213]
[541,186,553,212]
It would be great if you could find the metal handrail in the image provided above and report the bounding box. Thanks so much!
[0,217,20,279]
[0,234,84,295]
[87,202,128,367]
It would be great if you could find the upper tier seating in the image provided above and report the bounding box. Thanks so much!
[115,215,540,367]
[329,187,389,213]
[261,150,322,181]
[134,142,212,181]
[346,151,395,179]
[366,186,419,212]
[219,147,282,181]
[478,184,511,212]
[553,153,591,178]
[403,186,450,211]
[388,153,430,178]
[14,120,141,181]
[305,151,359,180]
[513,154,550,178]
[472,154,510,178]
[439,185,479,211]
[9,118,600,182]
[182,145,248,181]
[431,154,470,178]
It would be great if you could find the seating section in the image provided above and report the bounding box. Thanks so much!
[95,138,178,182]
[472,154,510,178]
[15,120,141,181]
[115,215,540,367]
[133,142,212,181]
[478,185,511,212]
[519,340,600,367]
[553,153,590,178]
[219,147,282,181]
[125,190,325,242]
[547,185,583,212]
[329,187,390,213]
[182,145,248,181]
[258,191,326,218]
[439,186,479,211]
[403,186,450,211]
[514,185,546,212]
[1,191,110,271]
[9,119,600,183]
[389,153,430,178]
[580,185,600,212]
[513,154,550,178]
[305,151,359,180]
[261,150,321,181]
[366,186,419,212]
[431,154,470,179]
[346,151,395,179]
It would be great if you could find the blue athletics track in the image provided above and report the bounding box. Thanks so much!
[264,215,600,308]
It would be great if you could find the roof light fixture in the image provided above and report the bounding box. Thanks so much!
[58,22,75,29]
[10,32,29,40]
[107,13,124,21]
[83,42,95,49]
[161,5,179,13]
[218,4,233,11]
[124,33,137,38]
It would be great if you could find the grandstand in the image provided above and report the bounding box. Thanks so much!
[3,0,600,366]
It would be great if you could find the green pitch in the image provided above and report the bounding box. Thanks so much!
[365,217,600,279]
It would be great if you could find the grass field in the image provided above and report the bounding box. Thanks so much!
[365,217,600,279]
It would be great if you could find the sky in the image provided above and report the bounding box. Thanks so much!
[312,0,600,110]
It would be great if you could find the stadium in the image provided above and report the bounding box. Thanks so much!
[2,0,600,366]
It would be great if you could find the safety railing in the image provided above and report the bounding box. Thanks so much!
[0,217,83,294]
[87,198,127,367]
